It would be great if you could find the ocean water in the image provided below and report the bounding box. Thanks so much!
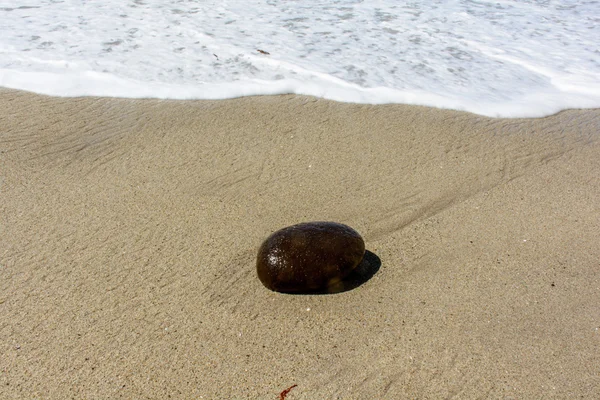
[0,0,599,118]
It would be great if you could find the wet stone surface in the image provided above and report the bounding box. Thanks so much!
[256,221,366,294]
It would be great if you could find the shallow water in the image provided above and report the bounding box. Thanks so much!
[1,0,599,117]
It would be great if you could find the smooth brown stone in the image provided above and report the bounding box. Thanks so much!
[256,221,366,293]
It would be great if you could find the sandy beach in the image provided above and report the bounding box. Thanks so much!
[1,88,599,398]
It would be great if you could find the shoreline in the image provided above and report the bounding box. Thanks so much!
[1,88,599,398]
[1,85,599,119]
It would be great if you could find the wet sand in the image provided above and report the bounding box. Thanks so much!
[1,88,599,399]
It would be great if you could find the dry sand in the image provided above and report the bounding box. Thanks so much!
[1,88,599,399]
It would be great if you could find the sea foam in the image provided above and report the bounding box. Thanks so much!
[1,0,599,118]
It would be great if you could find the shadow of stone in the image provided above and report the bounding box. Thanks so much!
[313,250,381,295]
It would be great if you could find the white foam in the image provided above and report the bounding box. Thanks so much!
[1,0,599,118]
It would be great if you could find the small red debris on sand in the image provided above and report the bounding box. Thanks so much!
[279,384,297,399]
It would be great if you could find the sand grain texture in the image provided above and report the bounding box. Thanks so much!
[1,89,599,399]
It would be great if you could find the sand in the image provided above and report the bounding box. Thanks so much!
[1,88,599,399]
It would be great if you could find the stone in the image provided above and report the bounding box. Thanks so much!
[256,221,366,293]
